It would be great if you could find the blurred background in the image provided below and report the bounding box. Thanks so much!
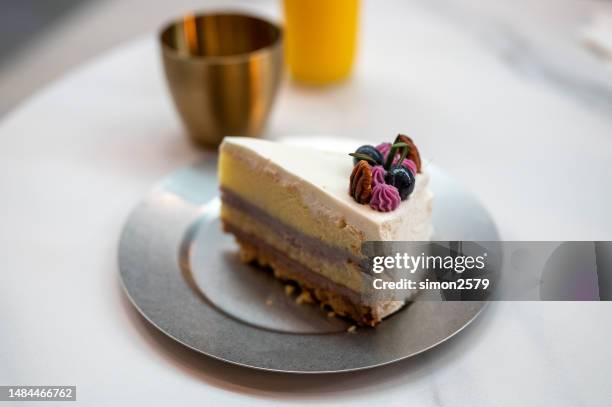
[1,0,612,117]
[2,2,612,403]
[0,0,224,116]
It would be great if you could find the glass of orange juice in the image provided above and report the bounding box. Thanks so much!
[282,0,360,85]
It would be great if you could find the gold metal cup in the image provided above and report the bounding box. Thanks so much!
[160,13,283,147]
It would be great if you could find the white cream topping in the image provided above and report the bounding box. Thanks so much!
[221,137,433,241]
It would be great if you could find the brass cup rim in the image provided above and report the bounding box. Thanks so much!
[159,12,283,65]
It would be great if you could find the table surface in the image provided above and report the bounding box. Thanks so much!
[1,0,612,405]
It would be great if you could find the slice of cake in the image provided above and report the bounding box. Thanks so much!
[218,136,433,326]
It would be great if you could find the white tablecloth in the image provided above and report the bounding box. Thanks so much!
[1,0,611,405]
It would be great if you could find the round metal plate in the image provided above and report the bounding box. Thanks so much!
[119,145,499,373]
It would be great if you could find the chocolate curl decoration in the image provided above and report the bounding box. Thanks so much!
[350,160,373,204]
[395,134,422,173]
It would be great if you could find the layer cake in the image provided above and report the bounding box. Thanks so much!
[218,137,433,326]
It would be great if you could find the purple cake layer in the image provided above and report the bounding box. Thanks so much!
[221,187,369,271]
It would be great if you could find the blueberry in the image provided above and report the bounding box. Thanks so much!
[385,165,415,200]
[351,145,384,166]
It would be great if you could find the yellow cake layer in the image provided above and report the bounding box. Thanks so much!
[219,147,365,255]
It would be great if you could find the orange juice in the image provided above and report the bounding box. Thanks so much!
[283,0,359,85]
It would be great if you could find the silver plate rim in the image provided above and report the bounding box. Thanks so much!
[120,274,487,374]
